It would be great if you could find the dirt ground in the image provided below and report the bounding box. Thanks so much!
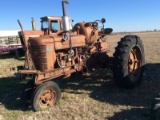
[0,32,160,120]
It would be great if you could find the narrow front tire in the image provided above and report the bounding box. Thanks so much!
[31,81,61,111]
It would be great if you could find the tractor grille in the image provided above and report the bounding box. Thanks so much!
[29,45,47,71]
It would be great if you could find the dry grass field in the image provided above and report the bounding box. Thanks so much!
[0,32,160,120]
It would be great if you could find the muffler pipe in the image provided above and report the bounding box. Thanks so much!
[61,0,72,32]
[62,0,68,16]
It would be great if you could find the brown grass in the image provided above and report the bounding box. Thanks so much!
[0,32,160,120]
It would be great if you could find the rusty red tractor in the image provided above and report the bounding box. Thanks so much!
[17,1,145,111]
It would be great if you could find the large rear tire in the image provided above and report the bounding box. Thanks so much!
[113,35,145,88]
[31,81,61,111]
[150,97,160,120]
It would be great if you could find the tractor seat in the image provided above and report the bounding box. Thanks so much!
[101,28,113,35]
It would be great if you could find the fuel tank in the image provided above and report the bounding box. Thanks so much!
[73,22,98,44]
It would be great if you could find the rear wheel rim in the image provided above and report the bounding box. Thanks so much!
[128,46,142,81]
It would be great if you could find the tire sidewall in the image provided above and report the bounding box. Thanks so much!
[32,81,61,111]
[151,99,160,120]
[113,35,145,88]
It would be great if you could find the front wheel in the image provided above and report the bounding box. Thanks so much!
[113,35,145,88]
[31,81,61,111]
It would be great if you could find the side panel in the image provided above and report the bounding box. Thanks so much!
[54,35,86,50]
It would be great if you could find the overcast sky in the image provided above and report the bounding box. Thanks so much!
[0,0,160,32]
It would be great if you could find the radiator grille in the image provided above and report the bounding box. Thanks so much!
[29,45,47,71]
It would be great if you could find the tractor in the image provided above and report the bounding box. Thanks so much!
[17,0,145,111]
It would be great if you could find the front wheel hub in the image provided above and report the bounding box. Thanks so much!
[39,89,56,108]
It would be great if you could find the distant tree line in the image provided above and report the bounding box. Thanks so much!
[146,29,160,32]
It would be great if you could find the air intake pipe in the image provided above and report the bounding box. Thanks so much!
[31,18,36,31]
[61,0,72,32]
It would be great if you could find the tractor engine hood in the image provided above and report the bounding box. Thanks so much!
[28,36,54,46]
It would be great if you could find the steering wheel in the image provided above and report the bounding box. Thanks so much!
[93,18,106,32]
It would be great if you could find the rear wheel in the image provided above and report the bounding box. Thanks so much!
[31,81,61,111]
[113,35,145,88]
[151,97,160,120]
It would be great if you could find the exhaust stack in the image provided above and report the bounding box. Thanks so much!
[61,0,72,31]
[62,0,68,16]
